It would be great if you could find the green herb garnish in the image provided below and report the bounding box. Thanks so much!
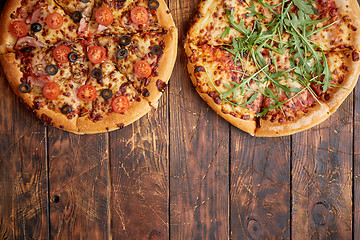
[218,0,336,117]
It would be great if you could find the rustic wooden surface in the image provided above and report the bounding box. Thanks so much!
[1,0,360,239]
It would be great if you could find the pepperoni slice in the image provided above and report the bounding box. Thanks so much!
[112,96,130,114]
[87,46,107,64]
[46,13,63,29]
[53,45,71,63]
[10,21,28,38]
[134,60,152,78]
[95,7,113,26]
[43,82,60,100]
[78,85,97,101]
[130,6,149,25]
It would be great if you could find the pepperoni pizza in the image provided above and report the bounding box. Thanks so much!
[0,0,177,134]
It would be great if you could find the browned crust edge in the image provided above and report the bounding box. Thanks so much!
[0,53,79,132]
[255,102,331,137]
[325,52,360,112]
[77,99,152,134]
[184,42,257,136]
[143,26,178,106]
[334,0,360,50]
[0,0,22,54]
[322,0,360,112]
[157,0,177,30]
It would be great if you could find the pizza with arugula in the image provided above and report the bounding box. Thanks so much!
[185,0,360,136]
[0,0,177,134]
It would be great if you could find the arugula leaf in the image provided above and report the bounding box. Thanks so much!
[222,26,230,40]
[226,10,251,36]
[320,51,332,92]
[292,0,317,15]
[240,93,259,108]
[247,1,266,20]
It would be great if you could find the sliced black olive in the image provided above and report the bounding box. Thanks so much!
[61,105,72,114]
[116,48,127,60]
[20,47,32,53]
[19,83,31,93]
[31,23,42,32]
[46,64,58,76]
[148,0,159,9]
[152,45,162,55]
[68,52,78,62]
[80,0,90,3]
[119,35,131,46]
[91,68,103,79]
[72,11,82,23]
[101,89,113,99]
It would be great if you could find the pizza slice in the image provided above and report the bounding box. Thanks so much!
[53,0,95,37]
[309,0,360,52]
[186,0,287,46]
[310,50,360,112]
[185,42,266,135]
[0,50,80,132]
[76,60,152,133]
[255,79,331,137]
[89,0,175,36]
[94,27,177,106]
[0,0,80,54]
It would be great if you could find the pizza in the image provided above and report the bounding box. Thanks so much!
[185,0,360,136]
[0,0,177,134]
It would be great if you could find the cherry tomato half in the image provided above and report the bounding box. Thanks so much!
[46,13,64,29]
[87,46,107,64]
[130,6,149,25]
[134,60,152,78]
[78,85,97,101]
[43,82,60,100]
[10,21,28,38]
[112,95,130,114]
[95,7,113,26]
[53,45,71,63]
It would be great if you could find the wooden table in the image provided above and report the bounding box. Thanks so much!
[1,0,360,239]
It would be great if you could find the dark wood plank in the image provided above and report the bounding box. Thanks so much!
[169,0,230,239]
[48,131,109,239]
[230,133,291,239]
[109,94,169,239]
[354,75,360,239]
[292,98,353,239]
[0,63,49,239]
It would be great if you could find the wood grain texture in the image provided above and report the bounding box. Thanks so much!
[109,102,169,239]
[354,76,360,239]
[109,95,169,239]
[169,0,230,239]
[230,132,291,239]
[291,97,353,239]
[0,63,48,239]
[47,131,109,240]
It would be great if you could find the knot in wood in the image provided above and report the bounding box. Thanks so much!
[246,218,262,240]
[148,230,161,240]
[311,202,329,226]
[52,195,60,203]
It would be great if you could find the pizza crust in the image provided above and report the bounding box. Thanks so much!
[195,88,257,135]
[77,99,152,134]
[143,26,178,107]
[0,0,22,54]
[326,51,360,113]
[156,0,177,30]
[185,42,257,135]
[255,102,331,137]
